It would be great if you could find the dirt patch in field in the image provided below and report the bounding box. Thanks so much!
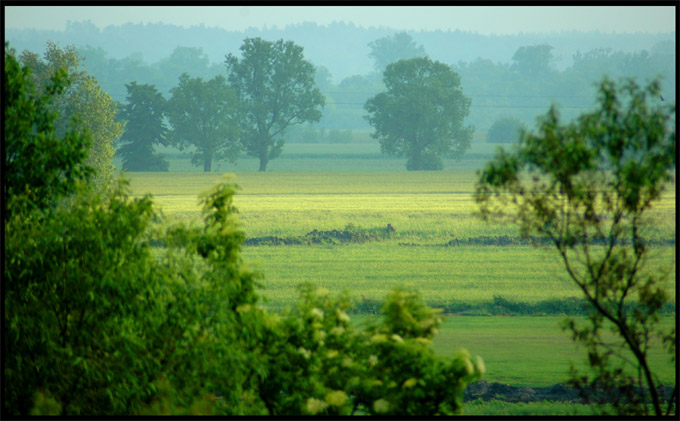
[245,225,395,246]
[464,380,675,404]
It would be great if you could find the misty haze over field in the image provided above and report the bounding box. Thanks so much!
[3,5,676,158]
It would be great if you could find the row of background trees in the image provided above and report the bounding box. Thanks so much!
[7,20,672,88]
[118,37,325,172]
[8,24,673,132]
[66,32,675,134]
[10,30,674,172]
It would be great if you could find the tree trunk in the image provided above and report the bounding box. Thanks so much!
[258,149,268,172]
[204,155,212,172]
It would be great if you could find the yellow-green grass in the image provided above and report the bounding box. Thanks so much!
[127,170,675,311]
[126,170,676,242]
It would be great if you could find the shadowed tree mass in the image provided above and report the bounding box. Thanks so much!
[117,82,169,172]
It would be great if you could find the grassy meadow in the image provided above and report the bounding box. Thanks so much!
[121,141,676,406]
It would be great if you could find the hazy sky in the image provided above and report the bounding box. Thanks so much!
[4,5,676,34]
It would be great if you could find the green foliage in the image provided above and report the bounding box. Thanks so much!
[4,44,94,217]
[367,31,427,73]
[167,73,242,172]
[5,53,481,416]
[226,37,325,171]
[365,57,474,170]
[256,285,483,415]
[5,181,159,415]
[487,117,527,143]
[475,77,676,416]
[117,82,169,171]
[19,42,123,190]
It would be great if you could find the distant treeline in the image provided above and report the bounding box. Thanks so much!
[6,20,673,80]
[7,21,675,132]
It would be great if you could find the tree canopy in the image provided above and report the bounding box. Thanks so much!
[475,77,676,416]
[167,73,241,172]
[510,44,555,78]
[226,37,325,171]
[365,57,473,170]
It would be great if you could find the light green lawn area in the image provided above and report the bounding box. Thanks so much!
[242,243,675,312]
[126,170,675,242]
[352,314,675,388]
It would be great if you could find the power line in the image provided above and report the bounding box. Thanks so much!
[330,102,598,109]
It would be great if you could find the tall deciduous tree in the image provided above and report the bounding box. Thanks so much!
[167,73,241,172]
[475,78,676,416]
[226,38,325,171]
[19,42,123,190]
[365,57,473,170]
[367,32,427,74]
[118,82,169,171]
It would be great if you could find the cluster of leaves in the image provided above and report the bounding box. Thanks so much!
[475,77,676,416]
[256,285,484,415]
[4,47,482,416]
[4,44,93,216]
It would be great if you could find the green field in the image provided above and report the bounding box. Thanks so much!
[127,168,675,313]
[428,315,675,387]
[123,151,676,410]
